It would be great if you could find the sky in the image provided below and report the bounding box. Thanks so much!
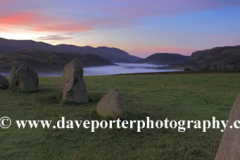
[0,0,240,58]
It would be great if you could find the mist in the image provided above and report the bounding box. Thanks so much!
[0,63,183,78]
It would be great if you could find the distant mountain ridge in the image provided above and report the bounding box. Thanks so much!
[169,45,240,69]
[0,49,114,72]
[135,53,189,65]
[0,37,141,63]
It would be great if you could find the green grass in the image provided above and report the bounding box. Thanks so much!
[0,73,240,159]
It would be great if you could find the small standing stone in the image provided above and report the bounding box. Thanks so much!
[0,74,9,89]
[16,63,39,91]
[97,87,125,119]
[61,58,88,103]
[9,66,18,87]
[215,92,240,160]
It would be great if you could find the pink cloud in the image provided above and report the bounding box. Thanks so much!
[0,12,92,32]
[0,13,38,26]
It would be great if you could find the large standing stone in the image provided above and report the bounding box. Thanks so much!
[16,63,39,91]
[0,74,9,89]
[215,92,240,160]
[9,66,18,87]
[61,58,88,103]
[97,87,125,119]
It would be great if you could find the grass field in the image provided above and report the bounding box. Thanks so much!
[0,73,240,160]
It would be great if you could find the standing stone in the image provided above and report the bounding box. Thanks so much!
[16,63,39,91]
[215,92,240,160]
[61,58,88,103]
[97,87,125,119]
[9,66,18,87]
[0,74,9,89]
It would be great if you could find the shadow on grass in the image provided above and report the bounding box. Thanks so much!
[55,92,104,105]
[88,93,104,102]
[9,86,40,93]
[89,109,152,121]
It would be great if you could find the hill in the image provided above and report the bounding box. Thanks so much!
[0,37,141,63]
[135,53,189,65]
[169,45,240,70]
[0,49,114,72]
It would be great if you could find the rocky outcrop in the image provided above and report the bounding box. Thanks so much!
[0,74,9,89]
[215,92,240,160]
[97,87,125,119]
[16,63,39,91]
[61,58,88,103]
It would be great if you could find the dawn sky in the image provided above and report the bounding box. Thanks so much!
[0,0,239,58]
